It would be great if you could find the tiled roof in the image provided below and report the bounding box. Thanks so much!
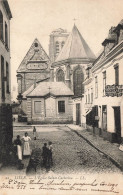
[27,82,74,97]
[55,24,96,62]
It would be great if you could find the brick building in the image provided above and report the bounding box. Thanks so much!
[0,0,13,163]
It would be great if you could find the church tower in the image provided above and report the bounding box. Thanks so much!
[49,28,69,63]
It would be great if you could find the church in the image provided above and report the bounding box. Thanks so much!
[51,24,96,125]
[16,25,96,124]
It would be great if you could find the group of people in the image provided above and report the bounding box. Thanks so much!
[13,126,53,171]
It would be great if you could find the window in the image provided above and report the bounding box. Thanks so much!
[34,101,41,114]
[0,11,3,41]
[56,69,65,82]
[55,41,59,55]
[91,88,93,103]
[88,89,90,103]
[103,71,106,96]
[1,56,5,100]
[5,22,8,48]
[58,101,65,113]
[114,64,119,85]
[6,62,9,93]
[102,105,107,130]
[61,41,65,48]
[95,76,98,98]
[66,65,70,79]
[86,95,87,103]
[73,66,84,96]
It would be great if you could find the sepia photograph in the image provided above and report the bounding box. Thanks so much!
[0,0,123,194]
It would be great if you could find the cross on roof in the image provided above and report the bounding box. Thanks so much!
[73,18,77,24]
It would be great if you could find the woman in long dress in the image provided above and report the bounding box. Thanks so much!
[22,132,31,156]
[14,135,22,161]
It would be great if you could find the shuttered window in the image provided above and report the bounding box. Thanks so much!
[58,101,65,113]
[34,101,41,114]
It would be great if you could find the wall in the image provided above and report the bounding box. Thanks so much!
[0,2,11,104]
[27,96,73,124]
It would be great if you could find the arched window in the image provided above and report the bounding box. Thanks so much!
[73,66,84,96]
[55,41,59,55]
[61,41,65,48]
[56,69,65,82]
[66,65,70,79]
[5,22,8,48]
[0,11,3,41]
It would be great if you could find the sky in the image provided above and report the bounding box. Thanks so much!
[8,0,123,100]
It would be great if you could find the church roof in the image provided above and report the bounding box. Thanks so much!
[54,24,96,63]
[27,82,74,97]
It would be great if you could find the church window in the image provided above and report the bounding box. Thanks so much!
[66,65,70,79]
[5,22,8,48]
[55,41,59,55]
[56,69,65,82]
[61,41,65,48]
[58,101,65,113]
[73,66,83,96]
[0,11,3,41]
[34,101,41,114]
[35,43,38,47]
[1,56,5,100]
[6,62,9,93]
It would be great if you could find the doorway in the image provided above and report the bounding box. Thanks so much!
[76,103,81,125]
[114,106,121,143]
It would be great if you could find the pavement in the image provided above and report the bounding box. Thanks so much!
[67,124,123,172]
[12,121,123,172]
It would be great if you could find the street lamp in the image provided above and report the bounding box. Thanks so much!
[17,93,23,122]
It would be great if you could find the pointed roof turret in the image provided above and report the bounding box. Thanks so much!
[53,24,96,65]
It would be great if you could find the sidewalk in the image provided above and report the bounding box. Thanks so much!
[67,124,123,172]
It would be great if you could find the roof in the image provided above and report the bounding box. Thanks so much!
[22,84,34,99]
[2,0,12,19]
[27,82,74,97]
[17,38,50,72]
[54,24,96,63]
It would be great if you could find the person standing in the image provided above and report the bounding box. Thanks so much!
[22,132,31,157]
[42,143,48,168]
[33,126,37,140]
[14,135,22,161]
[48,141,53,167]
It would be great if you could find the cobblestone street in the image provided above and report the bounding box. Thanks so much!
[2,126,121,175]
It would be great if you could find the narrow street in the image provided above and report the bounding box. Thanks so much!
[2,125,120,175]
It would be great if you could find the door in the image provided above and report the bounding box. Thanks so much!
[114,107,121,143]
[76,103,80,125]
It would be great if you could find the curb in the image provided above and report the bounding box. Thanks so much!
[67,127,123,172]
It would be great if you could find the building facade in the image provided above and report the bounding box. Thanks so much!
[0,0,13,163]
[82,20,123,144]
[26,82,73,124]
[17,38,50,95]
